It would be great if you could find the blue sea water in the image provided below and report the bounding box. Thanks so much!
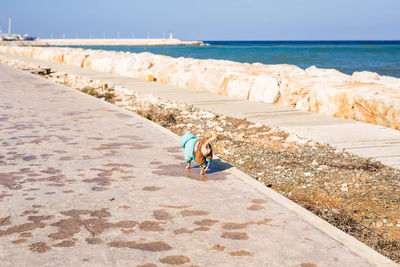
[65,41,400,78]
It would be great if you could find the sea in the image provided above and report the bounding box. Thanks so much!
[65,41,400,78]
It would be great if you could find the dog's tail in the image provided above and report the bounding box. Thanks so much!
[203,129,217,148]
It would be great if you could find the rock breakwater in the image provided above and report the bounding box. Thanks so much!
[0,45,399,130]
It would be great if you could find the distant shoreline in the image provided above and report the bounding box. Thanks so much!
[40,38,204,46]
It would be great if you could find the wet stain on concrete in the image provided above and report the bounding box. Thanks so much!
[21,209,39,216]
[118,135,142,141]
[94,142,151,151]
[40,167,62,174]
[139,221,165,231]
[49,218,81,239]
[228,250,253,256]
[180,210,209,217]
[137,263,157,267]
[300,263,318,267]
[121,229,135,234]
[29,242,51,253]
[61,209,90,218]
[108,240,172,251]
[173,226,209,234]
[22,155,36,161]
[143,186,163,191]
[49,209,137,240]
[163,147,181,154]
[12,238,28,244]
[161,205,189,209]
[194,219,218,226]
[221,232,249,240]
[19,232,33,238]
[92,186,108,191]
[91,208,111,218]
[115,112,132,119]
[251,199,268,204]
[0,216,11,226]
[53,240,76,247]
[210,244,225,251]
[24,188,40,191]
[0,172,24,189]
[247,204,264,211]
[104,163,135,168]
[0,222,46,237]
[86,237,103,244]
[159,255,190,265]
[222,218,271,230]
[59,156,74,161]
[153,209,173,220]
[27,215,53,223]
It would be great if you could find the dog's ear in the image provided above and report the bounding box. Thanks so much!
[201,129,217,155]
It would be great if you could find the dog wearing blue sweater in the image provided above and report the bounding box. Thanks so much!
[180,129,217,175]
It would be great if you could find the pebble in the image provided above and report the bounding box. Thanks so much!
[304,172,312,177]
[341,183,349,192]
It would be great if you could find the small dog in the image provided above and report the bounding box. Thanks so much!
[180,129,217,175]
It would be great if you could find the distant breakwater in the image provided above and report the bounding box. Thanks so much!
[0,46,399,130]
[40,38,204,46]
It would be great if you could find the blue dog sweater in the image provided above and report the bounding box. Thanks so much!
[180,132,210,167]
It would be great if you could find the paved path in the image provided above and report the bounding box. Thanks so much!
[1,53,400,169]
[0,64,396,266]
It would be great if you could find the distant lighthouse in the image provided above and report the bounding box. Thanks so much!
[169,32,173,39]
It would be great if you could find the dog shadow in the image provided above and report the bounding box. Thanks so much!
[187,158,232,182]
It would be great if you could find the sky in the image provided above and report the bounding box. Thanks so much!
[1,0,399,40]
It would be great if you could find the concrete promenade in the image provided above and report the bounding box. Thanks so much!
[0,64,396,266]
[1,53,400,170]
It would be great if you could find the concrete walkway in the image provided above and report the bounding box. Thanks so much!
[1,53,400,169]
[0,64,396,266]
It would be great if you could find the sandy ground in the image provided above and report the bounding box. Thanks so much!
[1,55,399,263]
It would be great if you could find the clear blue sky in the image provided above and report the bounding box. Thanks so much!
[1,0,399,40]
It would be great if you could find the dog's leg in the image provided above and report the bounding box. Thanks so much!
[204,162,210,173]
[200,166,206,175]
[186,161,191,169]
